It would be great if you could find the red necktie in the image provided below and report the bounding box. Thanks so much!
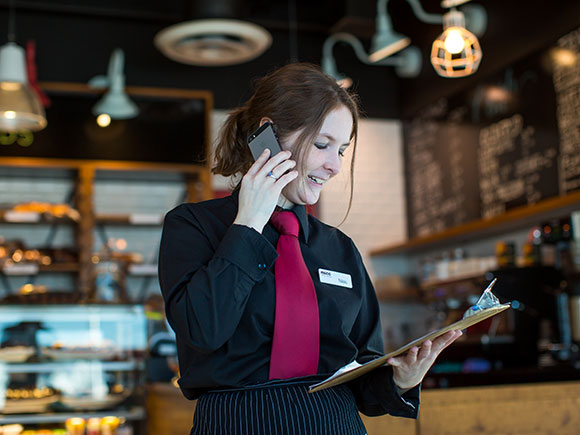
[268,211,320,380]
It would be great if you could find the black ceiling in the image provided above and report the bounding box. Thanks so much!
[1,0,580,118]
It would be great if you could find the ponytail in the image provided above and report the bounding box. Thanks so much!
[212,106,254,177]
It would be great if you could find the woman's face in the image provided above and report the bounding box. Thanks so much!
[279,104,353,206]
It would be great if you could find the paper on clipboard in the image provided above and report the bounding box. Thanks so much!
[309,280,510,393]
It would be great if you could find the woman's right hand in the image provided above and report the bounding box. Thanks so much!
[233,149,298,233]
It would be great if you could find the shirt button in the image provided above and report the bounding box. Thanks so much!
[258,263,266,269]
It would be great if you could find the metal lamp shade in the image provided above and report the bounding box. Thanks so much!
[92,90,139,120]
[0,43,47,132]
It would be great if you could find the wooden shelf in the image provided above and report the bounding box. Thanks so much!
[0,211,77,225]
[1,263,80,275]
[376,292,422,303]
[0,156,207,174]
[421,272,488,290]
[40,263,80,273]
[370,190,580,256]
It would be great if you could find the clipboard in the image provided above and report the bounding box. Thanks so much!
[308,303,510,393]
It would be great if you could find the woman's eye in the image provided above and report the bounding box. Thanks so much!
[314,142,328,150]
[338,149,345,157]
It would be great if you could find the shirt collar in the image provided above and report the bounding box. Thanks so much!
[231,188,310,243]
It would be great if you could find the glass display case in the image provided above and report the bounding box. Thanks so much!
[0,305,146,431]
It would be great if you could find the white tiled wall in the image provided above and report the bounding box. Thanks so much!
[319,118,407,279]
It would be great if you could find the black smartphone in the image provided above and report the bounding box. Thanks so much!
[247,122,283,161]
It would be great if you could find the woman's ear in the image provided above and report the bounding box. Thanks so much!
[259,117,273,127]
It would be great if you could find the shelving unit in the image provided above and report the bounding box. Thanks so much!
[370,189,580,302]
[0,83,212,431]
[371,189,580,257]
[0,158,211,301]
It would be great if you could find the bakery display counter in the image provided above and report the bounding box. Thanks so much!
[0,305,147,433]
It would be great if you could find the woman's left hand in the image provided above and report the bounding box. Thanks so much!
[387,330,463,391]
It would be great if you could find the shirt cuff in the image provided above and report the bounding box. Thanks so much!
[214,224,278,282]
[349,365,420,418]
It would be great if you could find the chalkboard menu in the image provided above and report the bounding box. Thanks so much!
[404,27,580,238]
[553,27,580,193]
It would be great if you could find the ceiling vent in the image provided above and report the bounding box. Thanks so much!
[154,18,272,66]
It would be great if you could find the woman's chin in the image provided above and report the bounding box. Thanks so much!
[301,190,321,206]
[282,183,322,206]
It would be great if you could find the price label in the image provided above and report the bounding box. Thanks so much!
[3,264,40,275]
[128,264,158,275]
[129,214,163,225]
[3,211,41,223]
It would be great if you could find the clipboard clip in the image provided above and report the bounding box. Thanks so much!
[462,278,504,319]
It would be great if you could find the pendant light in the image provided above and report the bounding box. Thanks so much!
[88,49,139,120]
[430,6,482,77]
[0,0,47,132]
[405,0,487,78]
[321,33,422,89]
[369,0,411,63]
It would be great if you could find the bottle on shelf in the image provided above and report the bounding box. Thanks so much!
[495,241,515,268]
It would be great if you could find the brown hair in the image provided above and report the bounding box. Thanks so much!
[213,62,360,215]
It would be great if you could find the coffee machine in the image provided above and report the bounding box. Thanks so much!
[490,265,570,367]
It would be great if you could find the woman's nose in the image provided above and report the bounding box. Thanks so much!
[324,152,342,175]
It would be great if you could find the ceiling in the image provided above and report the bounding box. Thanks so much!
[1,0,580,118]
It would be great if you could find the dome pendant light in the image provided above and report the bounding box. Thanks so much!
[0,0,47,132]
[88,49,139,120]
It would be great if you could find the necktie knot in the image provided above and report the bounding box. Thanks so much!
[270,211,299,237]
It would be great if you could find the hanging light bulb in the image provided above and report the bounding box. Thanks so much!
[444,28,465,54]
[96,113,111,128]
[431,8,482,78]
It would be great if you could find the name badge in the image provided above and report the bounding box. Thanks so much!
[318,269,352,288]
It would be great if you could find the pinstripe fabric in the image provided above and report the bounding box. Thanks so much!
[190,383,367,435]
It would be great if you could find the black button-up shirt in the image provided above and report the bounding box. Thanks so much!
[158,191,419,417]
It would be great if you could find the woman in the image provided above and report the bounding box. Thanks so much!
[158,63,461,434]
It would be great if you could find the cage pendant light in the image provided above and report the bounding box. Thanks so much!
[430,8,482,78]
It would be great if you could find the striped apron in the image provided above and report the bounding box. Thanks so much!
[190,380,367,435]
